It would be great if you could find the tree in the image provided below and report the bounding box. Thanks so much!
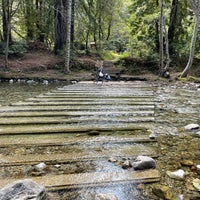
[64,0,72,73]
[2,0,21,69]
[160,0,171,75]
[168,0,178,54]
[54,0,68,54]
[181,0,200,77]
[159,0,164,74]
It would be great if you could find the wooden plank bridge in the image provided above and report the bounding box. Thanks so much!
[0,81,160,197]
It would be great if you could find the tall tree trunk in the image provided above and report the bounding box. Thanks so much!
[2,0,12,43]
[71,0,75,44]
[36,0,45,42]
[159,0,164,74]
[155,0,160,52]
[168,0,178,54]
[181,16,200,77]
[4,22,11,70]
[64,0,72,73]
[25,0,34,40]
[54,0,67,54]
[164,19,171,71]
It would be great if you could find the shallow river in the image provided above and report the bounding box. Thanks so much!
[0,81,200,200]
[0,82,67,106]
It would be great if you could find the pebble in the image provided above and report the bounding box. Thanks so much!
[166,169,185,180]
[35,162,47,171]
[184,124,199,130]
[95,193,118,200]
[152,185,173,200]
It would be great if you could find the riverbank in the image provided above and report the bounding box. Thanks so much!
[2,50,199,84]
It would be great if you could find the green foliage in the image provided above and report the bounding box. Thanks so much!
[128,0,160,58]
[99,51,118,60]
[0,41,27,56]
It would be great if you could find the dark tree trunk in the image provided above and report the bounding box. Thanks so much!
[168,0,178,54]
[25,0,34,40]
[71,0,75,44]
[2,0,12,43]
[155,0,159,52]
[54,0,68,54]
[36,0,45,42]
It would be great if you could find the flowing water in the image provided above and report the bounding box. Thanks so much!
[0,81,200,200]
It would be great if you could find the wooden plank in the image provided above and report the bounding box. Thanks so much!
[0,124,151,135]
[0,145,157,166]
[0,137,156,147]
[0,170,160,190]
[0,116,155,125]
[0,110,154,117]
[27,97,155,101]
[10,101,154,106]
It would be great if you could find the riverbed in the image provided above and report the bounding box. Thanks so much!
[0,80,200,199]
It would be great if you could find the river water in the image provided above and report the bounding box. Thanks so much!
[0,82,67,106]
[0,81,200,199]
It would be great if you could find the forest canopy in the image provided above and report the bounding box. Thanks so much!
[0,0,200,76]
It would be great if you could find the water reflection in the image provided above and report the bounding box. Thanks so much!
[0,82,67,106]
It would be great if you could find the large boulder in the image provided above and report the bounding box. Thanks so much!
[0,179,47,200]
[132,155,156,170]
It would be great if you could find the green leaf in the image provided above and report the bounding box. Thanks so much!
[193,179,200,191]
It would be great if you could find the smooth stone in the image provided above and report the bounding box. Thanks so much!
[152,185,173,200]
[184,124,199,130]
[0,179,47,200]
[95,193,118,200]
[181,160,194,166]
[35,162,47,171]
[166,169,185,180]
[132,155,156,170]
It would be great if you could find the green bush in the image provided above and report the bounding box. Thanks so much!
[0,41,27,56]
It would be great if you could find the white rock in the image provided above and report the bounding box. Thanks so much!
[9,79,14,84]
[176,194,184,200]
[35,162,47,171]
[149,133,156,139]
[166,169,185,180]
[54,164,61,168]
[132,155,156,170]
[184,124,199,130]
[194,131,200,137]
[95,193,118,200]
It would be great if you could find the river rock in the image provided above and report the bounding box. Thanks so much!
[35,162,47,171]
[149,133,157,139]
[95,193,118,200]
[122,160,132,169]
[184,124,199,130]
[166,169,185,180]
[152,185,173,200]
[181,160,194,167]
[0,179,47,200]
[193,131,200,137]
[132,155,156,170]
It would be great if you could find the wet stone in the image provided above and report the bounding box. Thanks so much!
[95,193,118,200]
[132,155,156,170]
[166,169,185,180]
[122,160,132,169]
[152,185,173,200]
[184,124,199,131]
[181,160,194,167]
[0,179,47,200]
